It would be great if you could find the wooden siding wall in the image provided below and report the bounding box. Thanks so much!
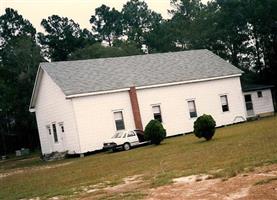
[35,71,81,154]
[243,89,274,116]
[72,76,246,152]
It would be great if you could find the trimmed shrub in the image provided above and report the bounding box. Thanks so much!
[144,120,166,145]
[193,114,216,141]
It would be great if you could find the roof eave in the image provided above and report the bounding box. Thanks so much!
[29,65,43,112]
[66,73,242,99]
[242,85,275,92]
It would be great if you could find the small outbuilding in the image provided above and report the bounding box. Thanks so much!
[242,84,275,118]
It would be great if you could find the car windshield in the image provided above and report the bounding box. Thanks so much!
[112,132,125,138]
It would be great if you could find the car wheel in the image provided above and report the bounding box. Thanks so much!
[123,143,131,151]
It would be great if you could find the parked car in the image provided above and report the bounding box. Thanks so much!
[103,130,148,151]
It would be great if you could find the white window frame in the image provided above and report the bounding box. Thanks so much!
[220,94,230,112]
[151,104,163,123]
[113,110,125,131]
[187,99,197,118]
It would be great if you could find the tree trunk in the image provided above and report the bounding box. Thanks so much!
[108,36,112,47]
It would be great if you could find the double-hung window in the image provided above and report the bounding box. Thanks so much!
[114,111,125,131]
[220,95,229,112]
[152,105,162,123]
[188,100,197,118]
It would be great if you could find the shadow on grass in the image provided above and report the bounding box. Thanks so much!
[192,137,220,144]
[192,133,239,144]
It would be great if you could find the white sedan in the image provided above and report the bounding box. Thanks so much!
[103,130,148,151]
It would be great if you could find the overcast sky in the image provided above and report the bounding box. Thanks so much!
[0,0,208,33]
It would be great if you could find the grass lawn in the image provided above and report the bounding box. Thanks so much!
[0,116,277,199]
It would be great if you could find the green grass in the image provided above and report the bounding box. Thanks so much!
[0,152,42,172]
[0,116,277,199]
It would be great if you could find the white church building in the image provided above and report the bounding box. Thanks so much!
[29,50,275,155]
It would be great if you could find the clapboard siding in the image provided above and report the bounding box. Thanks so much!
[35,70,80,154]
[72,91,135,152]
[70,76,246,153]
[136,76,246,136]
[243,89,274,116]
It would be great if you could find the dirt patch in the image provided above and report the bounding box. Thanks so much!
[105,175,144,192]
[173,174,213,184]
[0,162,73,179]
[47,164,277,200]
[146,164,277,200]
[78,174,147,199]
[0,169,24,179]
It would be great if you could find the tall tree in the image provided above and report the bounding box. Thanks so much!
[0,9,40,154]
[214,0,250,68]
[168,0,252,69]
[145,20,181,53]
[242,0,277,72]
[268,21,277,104]
[146,0,217,53]
[121,0,162,45]
[38,15,96,61]
[168,0,204,49]
[0,35,41,153]
[68,41,142,60]
[0,8,36,47]
[90,5,122,46]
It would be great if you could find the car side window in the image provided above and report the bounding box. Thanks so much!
[128,132,135,137]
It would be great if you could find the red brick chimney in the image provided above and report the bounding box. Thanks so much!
[129,87,143,130]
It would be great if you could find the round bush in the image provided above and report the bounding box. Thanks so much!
[144,120,166,145]
[193,114,216,141]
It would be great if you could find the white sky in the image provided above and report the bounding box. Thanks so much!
[0,0,208,33]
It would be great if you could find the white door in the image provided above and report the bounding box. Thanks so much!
[46,125,54,152]
[51,123,65,152]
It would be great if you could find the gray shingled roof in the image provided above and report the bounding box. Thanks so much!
[41,49,242,96]
[242,84,274,92]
